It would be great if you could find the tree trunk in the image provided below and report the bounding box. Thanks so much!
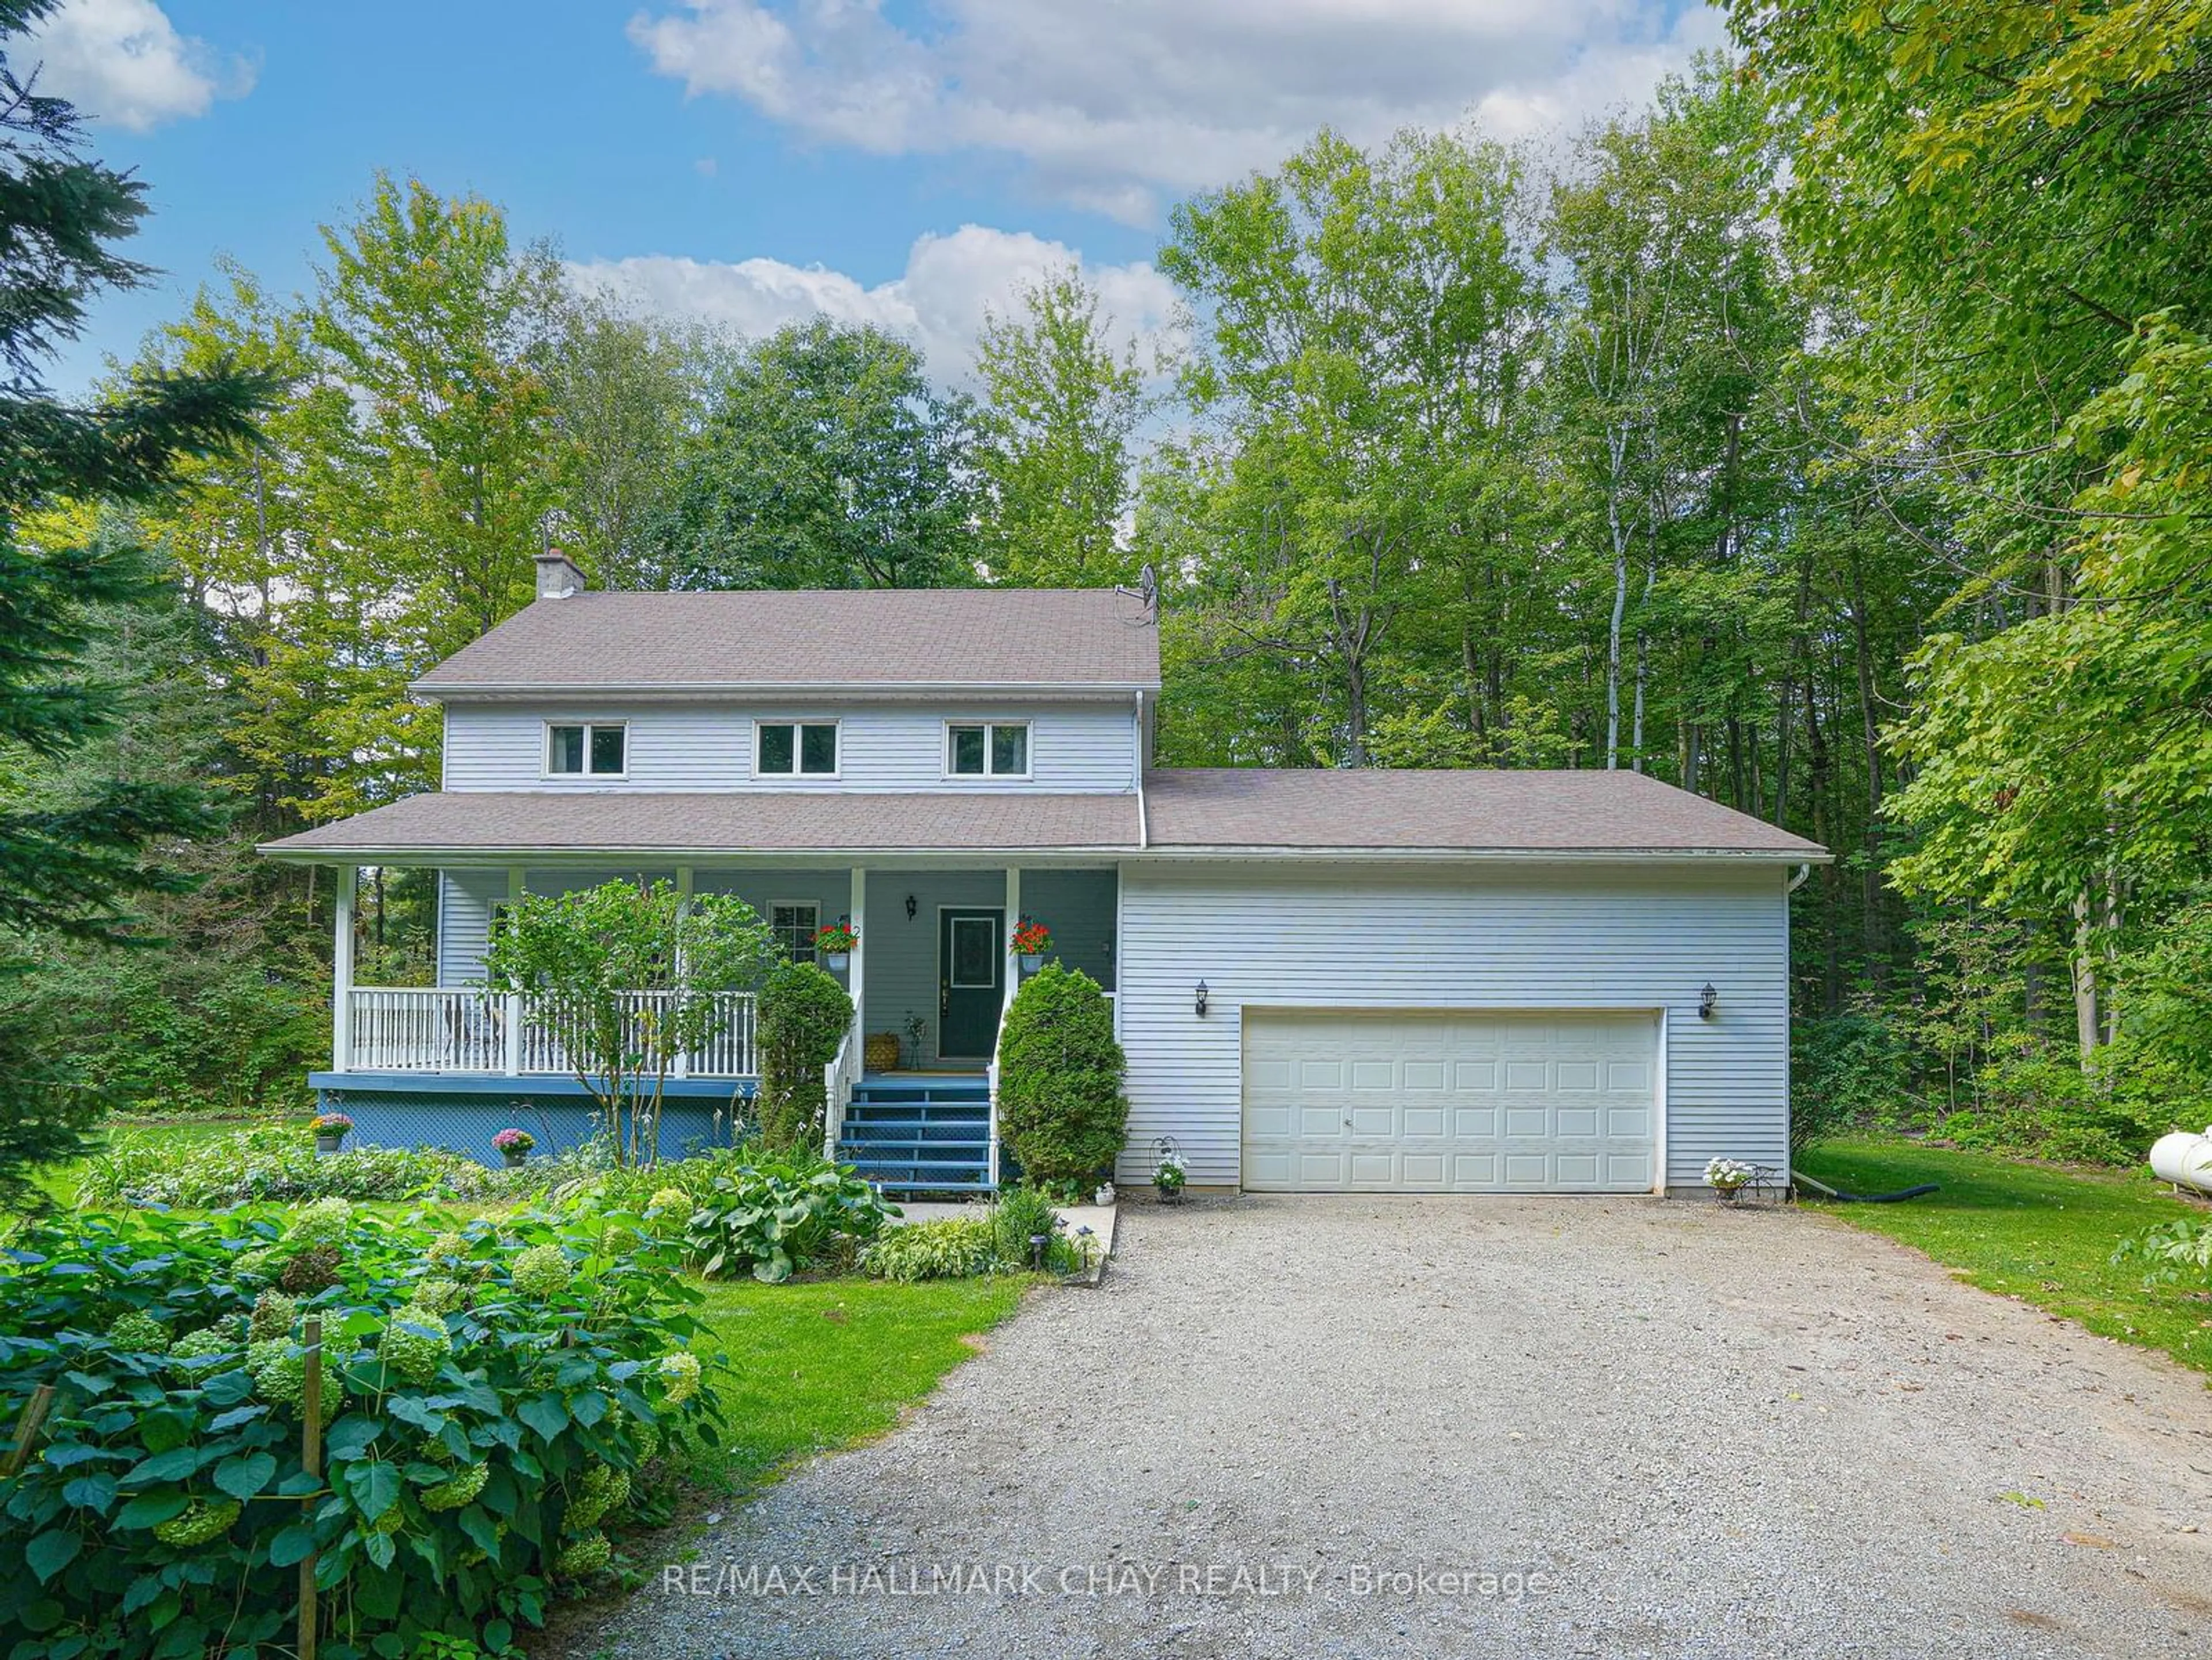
[1603,426,1630,770]
[2071,889,2101,1069]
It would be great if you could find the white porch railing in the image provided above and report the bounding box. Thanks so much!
[344,987,757,1078]
[821,1010,862,1161]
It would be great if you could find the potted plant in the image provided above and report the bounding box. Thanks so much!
[493,1126,536,1169]
[1706,1156,1753,1205]
[310,1112,352,1155]
[1153,1138,1187,1205]
[815,921,859,971]
[1010,918,1051,973]
[902,1011,929,1067]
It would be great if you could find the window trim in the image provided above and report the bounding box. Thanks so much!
[942,719,1033,780]
[752,718,843,779]
[543,720,629,779]
[769,899,821,965]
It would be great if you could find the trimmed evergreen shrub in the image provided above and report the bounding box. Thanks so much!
[755,962,854,1153]
[994,966,1128,1186]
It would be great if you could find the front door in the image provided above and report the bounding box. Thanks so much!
[938,908,1004,1060]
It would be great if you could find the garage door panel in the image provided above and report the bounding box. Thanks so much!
[1243,1010,1656,1194]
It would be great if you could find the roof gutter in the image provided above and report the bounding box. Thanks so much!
[411,679,1164,701]
[261,841,1829,866]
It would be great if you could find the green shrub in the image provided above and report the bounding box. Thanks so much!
[680,1150,896,1282]
[862,1215,999,1282]
[994,965,1128,1186]
[1791,1007,1911,1151]
[0,1200,719,1658]
[755,962,853,1153]
[1948,1049,2166,1163]
[76,1125,496,1208]
[990,1184,1080,1273]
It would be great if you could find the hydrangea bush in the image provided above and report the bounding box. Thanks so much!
[76,1126,497,1209]
[0,1199,722,1659]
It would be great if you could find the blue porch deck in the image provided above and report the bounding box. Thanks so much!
[310,1070,757,1168]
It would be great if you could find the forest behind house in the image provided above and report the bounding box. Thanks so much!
[8,3,2211,1170]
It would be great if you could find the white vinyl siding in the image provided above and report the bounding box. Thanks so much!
[442,702,1134,793]
[1116,860,1789,1192]
[435,869,510,987]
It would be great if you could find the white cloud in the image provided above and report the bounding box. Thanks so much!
[20,0,255,131]
[567,223,1184,383]
[627,0,1724,223]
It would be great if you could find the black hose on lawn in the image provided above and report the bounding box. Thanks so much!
[1793,1170,1941,1204]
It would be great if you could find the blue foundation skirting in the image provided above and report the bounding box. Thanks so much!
[309,1072,758,1168]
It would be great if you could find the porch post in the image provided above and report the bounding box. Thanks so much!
[502,866,524,1075]
[672,866,693,1079]
[1003,866,1021,1019]
[331,865,355,1071]
[848,866,866,1043]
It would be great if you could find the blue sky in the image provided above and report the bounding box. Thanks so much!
[27,0,1721,392]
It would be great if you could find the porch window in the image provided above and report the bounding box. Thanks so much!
[770,901,820,963]
[946,721,1029,777]
[547,722,626,776]
[757,721,838,775]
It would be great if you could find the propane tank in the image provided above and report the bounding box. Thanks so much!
[2148,1127,2212,1196]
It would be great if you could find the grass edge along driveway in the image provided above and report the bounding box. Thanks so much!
[684,1275,1031,1492]
[1798,1135,2212,1381]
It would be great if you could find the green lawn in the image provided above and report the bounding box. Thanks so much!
[683,1276,1031,1491]
[1798,1135,2212,1378]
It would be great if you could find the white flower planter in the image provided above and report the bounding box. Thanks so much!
[1018,952,1043,972]
[825,952,850,971]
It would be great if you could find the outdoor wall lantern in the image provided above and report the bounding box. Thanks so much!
[1699,983,1718,1021]
[905,894,918,921]
[1195,979,1209,1017]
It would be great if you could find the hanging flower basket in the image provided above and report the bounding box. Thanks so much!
[815,922,858,972]
[493,1127,535,1168]
[1010,918,1051,972]
[310,1112,351,1155]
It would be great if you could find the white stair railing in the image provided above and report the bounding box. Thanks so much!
[985,997,1016,1189]
[822,1010,862,1161]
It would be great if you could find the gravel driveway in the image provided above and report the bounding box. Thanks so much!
[574,1195,2212,1659]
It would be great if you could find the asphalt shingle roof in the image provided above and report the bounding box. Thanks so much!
[413,588,1162,694]
[1142,768,1827,855]
[260,770,1824,859]
[260,791,1141,857]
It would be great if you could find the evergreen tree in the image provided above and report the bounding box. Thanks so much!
[0,0,267,1202]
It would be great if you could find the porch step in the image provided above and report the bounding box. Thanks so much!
[838,1073,991,1195]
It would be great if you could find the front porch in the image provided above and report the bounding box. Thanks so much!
[315,859,1118,1179]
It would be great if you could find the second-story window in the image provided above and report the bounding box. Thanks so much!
[547,722,626,776]
[757,721,838,776]
[947,721,1029,777]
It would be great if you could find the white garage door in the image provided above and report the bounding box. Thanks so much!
[1241,1010,1657,1193]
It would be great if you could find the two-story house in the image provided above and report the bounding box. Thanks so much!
[261,553,1827,1194]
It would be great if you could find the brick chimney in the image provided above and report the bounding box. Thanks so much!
[534,549,585,600]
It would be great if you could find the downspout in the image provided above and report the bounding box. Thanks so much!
[1786,862,1810,894]
[1135,689,1149,851]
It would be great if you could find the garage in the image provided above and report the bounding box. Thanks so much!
[1240,1009,1659,1193]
